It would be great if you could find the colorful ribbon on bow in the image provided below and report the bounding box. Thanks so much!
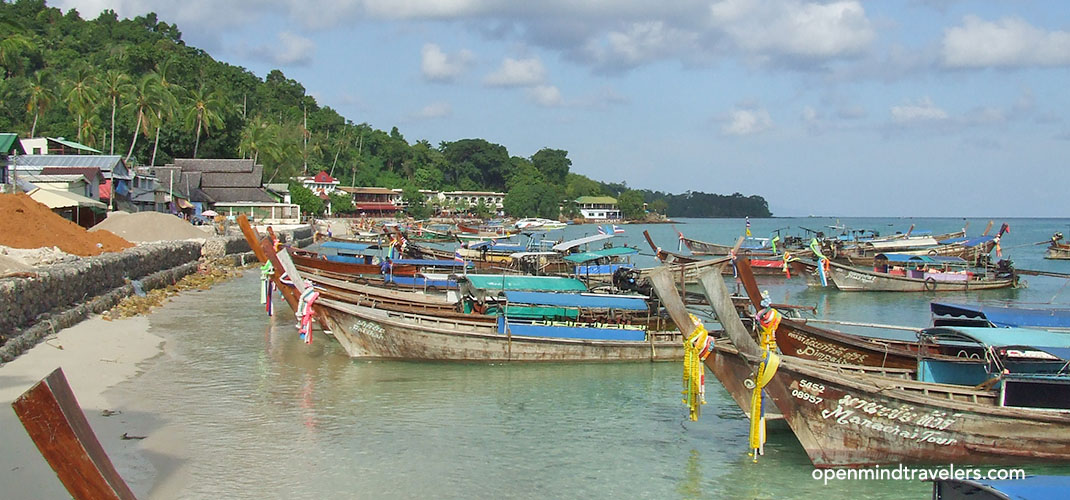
[750,306,782,462]
[683,314,714,421]
[260,261,274,316]
[296,287,320,344]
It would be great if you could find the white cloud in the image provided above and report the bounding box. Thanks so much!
[582,21,700,71]
[943,16,1070,69]
[709,0,875,59]
[275,32,316,65]
[410,101,453,120]
[484,57,546,87]
[890,98,949,123]
[420,43,474,82]
[723,108,773,136]
[527,85,563,107]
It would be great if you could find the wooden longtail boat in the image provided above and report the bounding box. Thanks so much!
[649,265,1070,467]
[824,256,1018,292]
[676,230,776,257]
[314,274,685,361]
[643,230,793,277]
[828,225,998,267]
[1046,232,1070,260]
[289,248,419,277]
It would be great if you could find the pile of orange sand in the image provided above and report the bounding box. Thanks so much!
[0,193,133,256]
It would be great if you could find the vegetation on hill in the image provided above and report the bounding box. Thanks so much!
[0,0,771,218]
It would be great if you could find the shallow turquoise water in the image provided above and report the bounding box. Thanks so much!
[117,217,1070,499]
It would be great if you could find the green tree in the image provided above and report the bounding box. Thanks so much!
[147,60,183,166]
[184,84,227,158]
[329,191,354,214]
[22,70,55,137]
[100,69,131,154]
[122,73,160,162]
[402,185,431,219]
[288,182,323,215]
[531,148,571,185]
[504,182,560,219]
[649,198,669,215]
[618,190,645,220]
[564,173,603,200]
[63,64,99,144]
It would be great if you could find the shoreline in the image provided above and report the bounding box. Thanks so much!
[0,270,258,500]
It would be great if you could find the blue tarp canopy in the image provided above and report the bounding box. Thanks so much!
[321,241,372,252]
[936,476,1070,500]
[564,247,639,263]
[876,253,967,264]
[931,302,1070,329]
[500,291,649,310]
[387,258,471,267]
[921,326,1070,349]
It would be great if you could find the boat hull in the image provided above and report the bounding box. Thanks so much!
[316,297,684,362]
[706,340,1070,467]
[827,261,1015,292]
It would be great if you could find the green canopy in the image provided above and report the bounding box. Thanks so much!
[564,247,638,263]
[461,275,588,292]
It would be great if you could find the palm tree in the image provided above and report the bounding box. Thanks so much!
[239,116,281,165]
[63,65,99,144]
[122,74,161,163]
[148,59,184,166]
[100,69,132,155]
[184,84,228,158]
[23,71,56,137]
[0,33,34,78]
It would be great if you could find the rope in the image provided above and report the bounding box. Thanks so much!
[749,306,782,462]
[682,314,714,421]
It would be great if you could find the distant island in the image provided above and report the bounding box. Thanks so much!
[0,0,771,219]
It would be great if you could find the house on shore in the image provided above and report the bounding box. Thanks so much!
[12,155,132,209]
[338,187,401,217]
[19,137,101,156]
[575,196,621,221]
[153,159,299,223]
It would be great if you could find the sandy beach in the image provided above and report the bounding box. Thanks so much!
[0,313,181,499]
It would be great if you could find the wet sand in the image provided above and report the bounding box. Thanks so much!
[0,314,177,499]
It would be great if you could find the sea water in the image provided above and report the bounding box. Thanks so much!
[111,217,1070,499]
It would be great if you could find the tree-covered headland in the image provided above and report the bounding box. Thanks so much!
[0,0,771,218]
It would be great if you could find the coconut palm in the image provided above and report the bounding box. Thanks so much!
[0,33,34,78]
[239,116,281,165]
[183,84,228,158]
[100,69,132,155]
[122,74,162,163]
[147,59,184,166]
[23,71,56,137]
[63,64,99,144]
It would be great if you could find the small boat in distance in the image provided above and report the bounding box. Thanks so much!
[1046,232,1070,260]
[514,217,567,231]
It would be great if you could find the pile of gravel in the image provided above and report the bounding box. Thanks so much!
[90,211,212,242]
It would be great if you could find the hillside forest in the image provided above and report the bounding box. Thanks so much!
[0,0,772,219]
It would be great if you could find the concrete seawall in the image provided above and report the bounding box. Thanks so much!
[0,226,313,363]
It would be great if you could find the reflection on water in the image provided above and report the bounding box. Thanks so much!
[113,217,1070,499]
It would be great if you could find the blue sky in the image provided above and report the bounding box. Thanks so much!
[58,0,1070,217]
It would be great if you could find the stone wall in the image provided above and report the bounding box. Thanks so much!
[0,225,313,362]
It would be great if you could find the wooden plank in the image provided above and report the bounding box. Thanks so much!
[696,267,762,358]
[646,267,699,336]
[11,368,137,500]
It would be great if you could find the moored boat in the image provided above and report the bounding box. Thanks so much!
[1046,232,1070,260]
[821,254,1018,292]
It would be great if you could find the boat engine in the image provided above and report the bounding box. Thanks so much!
[612,267,651,296]
[995,258,1015,279]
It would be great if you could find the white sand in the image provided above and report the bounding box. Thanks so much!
[0,316,171,499]
[90,211,212,242]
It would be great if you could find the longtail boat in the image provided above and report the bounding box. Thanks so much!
[931,300,1070,332]
[290,248,419,277]
[649,264,1070,467]
[1046,232,1070,260]
[827,224,1000,267]
[643,230,794,277]
[314,276,685,361]
[824,255,1018,292]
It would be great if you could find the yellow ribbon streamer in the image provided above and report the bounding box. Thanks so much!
[749,307,782,462]
[682,314,712,421]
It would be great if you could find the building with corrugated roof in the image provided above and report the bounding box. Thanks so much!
[575,196,620,220]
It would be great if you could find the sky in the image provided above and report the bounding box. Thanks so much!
[53,0,1070,217]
